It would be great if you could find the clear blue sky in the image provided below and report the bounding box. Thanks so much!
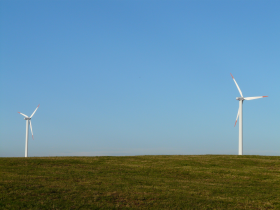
[1,0,279,157]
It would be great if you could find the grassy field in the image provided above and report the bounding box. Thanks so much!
[1,155,280,209]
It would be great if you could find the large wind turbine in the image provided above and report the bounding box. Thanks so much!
[230,74,267,155]
[18,104,40,157]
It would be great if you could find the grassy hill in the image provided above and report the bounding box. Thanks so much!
[1,155,279,209]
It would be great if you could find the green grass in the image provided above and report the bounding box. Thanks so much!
[1,155,280,209]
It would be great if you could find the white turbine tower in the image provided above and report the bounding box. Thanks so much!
[230,73,268,155]
[18,104,40,157]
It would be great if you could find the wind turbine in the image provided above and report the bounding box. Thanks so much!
[18,104,40,157]
[230,73,267,155]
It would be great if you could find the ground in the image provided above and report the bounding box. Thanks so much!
[1,155,279,209]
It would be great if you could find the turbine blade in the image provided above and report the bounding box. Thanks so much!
[234,107,240,127]
[30,104,40,118]
[244,96,268,100]
[18,112,28,118]
[30,121,34,140]
[230,73,243,97]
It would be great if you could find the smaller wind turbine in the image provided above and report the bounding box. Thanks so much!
[18,104,40,157]
[230,73,268,155]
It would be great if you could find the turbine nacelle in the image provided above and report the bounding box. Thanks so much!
[24,118,31,120]
[236,97,244,101]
